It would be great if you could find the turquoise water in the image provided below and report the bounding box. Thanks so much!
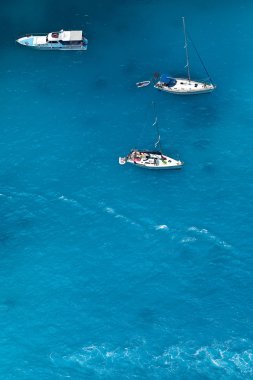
[1,0,253,378]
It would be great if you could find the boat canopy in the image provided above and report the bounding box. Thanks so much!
[48,33,60,41]
[160,74,177,87]
[60,31,82,41]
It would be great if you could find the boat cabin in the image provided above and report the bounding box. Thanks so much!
[46,30,83,45]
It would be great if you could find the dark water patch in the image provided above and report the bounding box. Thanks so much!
[121,61,137,75]
[182,104,220,128]
[15,216,34,228]
[1,297,17,311]
[138,307,157,325]
[0,233,11,246]
[43,1,86,28]
[193,139,211,150]
[114,23,129,34]
[92,77,108,90]
[84,113,102,126]
[34,82,55,97]
[202,162,215,174]
[190,0,230,11]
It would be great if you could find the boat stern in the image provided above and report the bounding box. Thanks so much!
[82,37,88,50]
[154,75,177,91]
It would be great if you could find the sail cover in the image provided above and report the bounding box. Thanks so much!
[160,74,177,87]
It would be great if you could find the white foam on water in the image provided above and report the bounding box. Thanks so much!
[181,237,197,244]
[104,205,142,229]
[105,207,115,214]
[58,339,253,377]
[0,193,13,200]
[58,195,88,211]
[103,203,174,235]
[58,195,79,206]
[188,226,233,250]
[105,351,115,358]
[155,224,169,231]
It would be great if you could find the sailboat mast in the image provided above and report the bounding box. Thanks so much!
[182,16,191,82]
[152,102,162,153]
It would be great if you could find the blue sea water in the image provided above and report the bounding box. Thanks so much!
[1,0,253,378]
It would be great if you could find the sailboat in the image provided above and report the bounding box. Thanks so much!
[119,104,183,170]
[154,17,216,95]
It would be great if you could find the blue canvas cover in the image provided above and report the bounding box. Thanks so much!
[160,74,177,87]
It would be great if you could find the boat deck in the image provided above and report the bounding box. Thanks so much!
[120,151,183,169]
[155,78,215,94]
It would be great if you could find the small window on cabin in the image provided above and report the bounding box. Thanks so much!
[195,84,198,87]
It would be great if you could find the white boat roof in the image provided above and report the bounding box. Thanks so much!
[35,36,47,44]
[60,30,82,41]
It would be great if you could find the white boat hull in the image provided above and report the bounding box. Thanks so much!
[154,78,215,94]
[136,81,151,88]
[119,151,183,170]
[31,46,87,51]
[130,162,183,169]
[16,33,88,51]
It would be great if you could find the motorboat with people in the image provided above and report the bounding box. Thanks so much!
[119,103,183,170]
[154,17,215,95]
[16,30,88,50]
[119,150,183,169]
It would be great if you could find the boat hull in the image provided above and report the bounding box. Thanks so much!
[16,35,88,51]
[136,81,151,88]
[119,151,183,170]
[129,162,183,169]
[154,78,215,94]
[31,46,87,50]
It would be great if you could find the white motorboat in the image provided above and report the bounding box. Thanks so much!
[16,30,88,50]
[154,17,215,95]
[119,103,183,170]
